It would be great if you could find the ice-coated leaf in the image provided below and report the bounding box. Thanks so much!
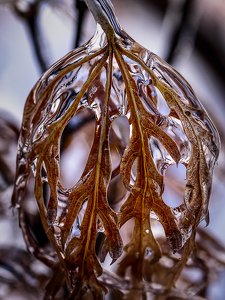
[11,0,220,297]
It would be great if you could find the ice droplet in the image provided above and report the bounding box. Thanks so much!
[144,247,153,262]
[51,98,60,114]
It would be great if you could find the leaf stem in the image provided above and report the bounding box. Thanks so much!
[82,44,113,270]
[84,0,122,39]
[114,46,154,274]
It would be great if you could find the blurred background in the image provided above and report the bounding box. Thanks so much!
[0,0,225,299]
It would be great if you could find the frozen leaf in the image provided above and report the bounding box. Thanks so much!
[11,0,220,297]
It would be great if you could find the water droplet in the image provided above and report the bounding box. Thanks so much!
[41,161,48,182]
[144,247,153,261]
[51,98,60,114]
[65,71,72,79]
[15,175,25,187]
[31,157,37,175]
[32,123,45,143]
[97,217,105,233]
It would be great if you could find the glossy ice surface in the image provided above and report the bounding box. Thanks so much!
[12,0,220,297]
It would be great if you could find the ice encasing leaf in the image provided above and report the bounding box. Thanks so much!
[12,0,220,297]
